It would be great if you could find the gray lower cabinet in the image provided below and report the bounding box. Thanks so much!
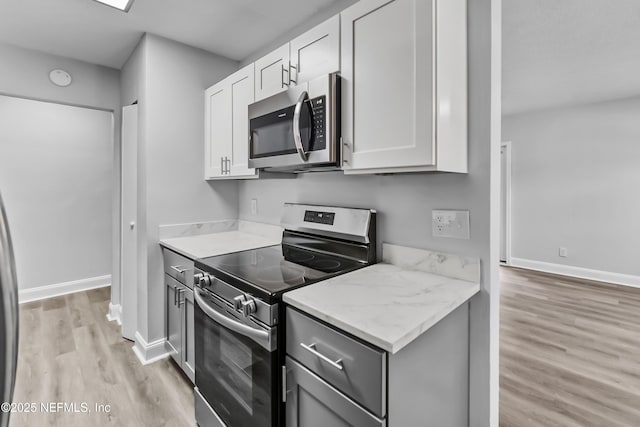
[165,274,195,383]
[286,356,385,427]
[285,307,386,426]
[285,304,470,427]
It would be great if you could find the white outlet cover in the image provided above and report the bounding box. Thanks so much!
[251,199,258,215]
[432,210,470,239]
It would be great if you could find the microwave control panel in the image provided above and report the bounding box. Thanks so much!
[309,96,326,147]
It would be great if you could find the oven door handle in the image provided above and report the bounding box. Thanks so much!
[194,287,274,351]
[293,91,309,162]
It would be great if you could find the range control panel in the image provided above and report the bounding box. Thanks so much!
[304,210,335,225]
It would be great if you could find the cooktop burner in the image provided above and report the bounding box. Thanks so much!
[196,244,365,302]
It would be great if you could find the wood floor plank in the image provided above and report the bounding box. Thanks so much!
[500,267,640,427]
[10,289,194,427]
[65,291,95,328]
[86,287,110,303]
[40,306,76,358]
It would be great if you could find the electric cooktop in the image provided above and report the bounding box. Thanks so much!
[195,244,365,303]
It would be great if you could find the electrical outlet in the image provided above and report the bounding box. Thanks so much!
[251,199,258,215]
[559,247,568,257]
[432,210,470,239]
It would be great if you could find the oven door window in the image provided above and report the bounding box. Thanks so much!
[250,97,325,159]
[195,293,277,427]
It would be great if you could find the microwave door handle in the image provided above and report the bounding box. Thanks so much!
[194,287,273,351]
[293,91,309,162]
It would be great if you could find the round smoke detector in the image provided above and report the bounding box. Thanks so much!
[49,69,72,87]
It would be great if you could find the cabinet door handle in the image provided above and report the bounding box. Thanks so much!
[220,156,224,174]
[341,137,351,166]
[282,365,287,403]
[170,265,189,274]
[289,64,297,85]
[281,64,289,88]
[174,285,178,306]
[226,157,231,175]
[300,342,343,371]
[177,288,185,306]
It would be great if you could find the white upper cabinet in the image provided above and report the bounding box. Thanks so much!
[290,15,340,85]
[341,0,468,174]
[204,82,231,179]
[229,64,256,177]
[255,17,341,102]
[204,64,258,180]
[254,44,291,102]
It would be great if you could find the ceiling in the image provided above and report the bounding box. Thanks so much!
[2,0,639,115]
[0,0,351,69]
[503,0,640,115]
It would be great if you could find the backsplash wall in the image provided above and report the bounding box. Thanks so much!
[238,171,481,260]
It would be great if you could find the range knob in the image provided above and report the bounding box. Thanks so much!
[241,297,257,318]
[198,274,212,287]
[193,273,203,286]
[232,295,247,311]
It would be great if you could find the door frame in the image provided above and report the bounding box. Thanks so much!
[500,141,512,265]
[120,103,138,340]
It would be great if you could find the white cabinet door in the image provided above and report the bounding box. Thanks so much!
[254,44,290,102]
[290,15,340,85]
[166,276,182,365]
[204,82,231,178]
[204,65,258,180]
[229,64,257,178]
[341,0,435,173]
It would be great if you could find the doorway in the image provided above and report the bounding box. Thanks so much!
[500,141,512,265]
[0,95,113,298]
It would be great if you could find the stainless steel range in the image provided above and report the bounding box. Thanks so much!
[192,203,376,427]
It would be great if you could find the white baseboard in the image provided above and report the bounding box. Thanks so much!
[510,258,640,288]
[106,303,122,325]
[132,331,171,365]
[19,275,111,303]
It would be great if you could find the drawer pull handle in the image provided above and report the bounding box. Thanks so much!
[300,343,343,371]
[170,265,190,274]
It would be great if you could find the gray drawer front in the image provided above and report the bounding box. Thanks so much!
[286,307,386,418]
[286,357,385,427]
[162,249,194,287]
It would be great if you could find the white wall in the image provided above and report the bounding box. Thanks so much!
[503,96,640,279]
[0,95,113,293]
[0,43,120,110]
[237,1,502,424]
[120,34,240,346]
[144,34,239,343]
[0,43,121,301]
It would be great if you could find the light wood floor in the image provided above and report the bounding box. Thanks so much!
[10,287,195,427]
[500,267,640,427]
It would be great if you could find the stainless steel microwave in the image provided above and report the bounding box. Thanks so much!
[248,73,340,172]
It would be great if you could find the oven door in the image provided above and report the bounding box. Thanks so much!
[194,287,278,427]
[248,73,338,170]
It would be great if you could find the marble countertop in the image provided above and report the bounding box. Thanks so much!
[159,221,282,259]
[283,244,481,354]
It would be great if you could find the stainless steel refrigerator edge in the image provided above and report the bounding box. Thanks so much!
[0,192,19,427]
